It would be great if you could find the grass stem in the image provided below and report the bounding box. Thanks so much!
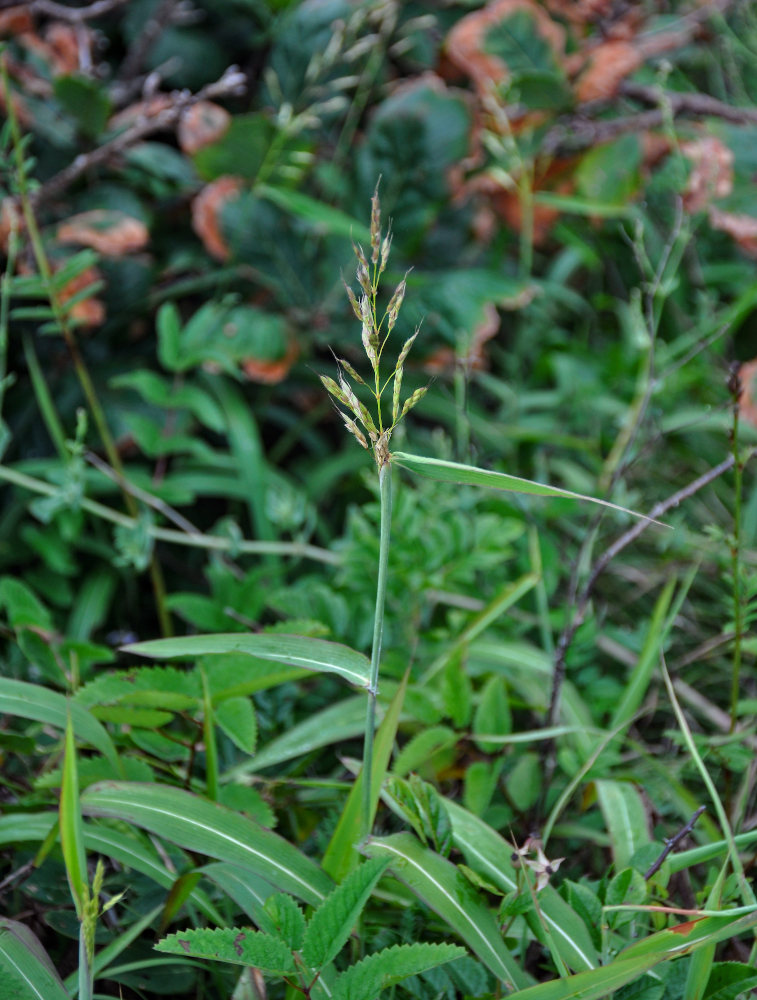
[362,459,392,838]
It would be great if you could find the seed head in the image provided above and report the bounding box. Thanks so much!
[370,185,382,265]
[400,384,428,419]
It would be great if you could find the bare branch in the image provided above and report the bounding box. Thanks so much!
[28,65,246,208]
[29,0,130,20]
[644,806,706,880]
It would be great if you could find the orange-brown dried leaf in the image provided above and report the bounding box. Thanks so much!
[0,197,22,253]
[178,101,231,154]
[573,40,642,102]
[242,338,299,385]
[20,21,88,75]
[57,210,149,256]
[709,208,757,258]
[191,176,244,261]
[0,6,33,35]
[58,265,105,328]
[445,0,565,93]
[738,359,757,429]
[681,136,733,214]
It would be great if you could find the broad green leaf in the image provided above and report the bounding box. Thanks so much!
[215,696,257,756]
[0,679,119,770]
[81,782,332,905]
[156,926,295,974]
[125,633,370,689]
[0,919,71,1000]
[595,780,650,872]
[332,942,466,1000]
[445,799,598,973]
[704,962,757,1000]
[322,672,408,882]
[473,676,512,754]
[362,832,529,989]
[303,858,390,970]
[392,725,457,778]
[200,862,276,925]
[392,453,661,524]
[59,716,87,916]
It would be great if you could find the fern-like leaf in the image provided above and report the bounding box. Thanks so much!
[332,942,466,1000]
[302,857,390,971]
[156,926,295,974]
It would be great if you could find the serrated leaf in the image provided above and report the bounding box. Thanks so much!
[263,894,305,951]
[332,942,466,1000]
[125,633,371,689]
[156,926,295,974]
[215,696,257,755]
[303,858,390,971]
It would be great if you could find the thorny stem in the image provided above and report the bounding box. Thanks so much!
[362,459,392,838]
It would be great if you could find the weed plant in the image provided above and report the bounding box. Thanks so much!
[1,4,757,1000]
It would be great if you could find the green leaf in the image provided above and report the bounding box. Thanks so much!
[226,695,365,775]
[214,696,257,756]
[81,782,333,905]
[392,725,457,778]
[385,775,453,856]
[0,678,119,770]
[322,672,408,882]
[501,909,757,1000]
[262,894,305,951]
[156,926,295,974]
[362,832,529,989]
[303,858,390,971]
[332,942,466,1000]
[595,781,650,872]
[59,716,87,917]
[193,113,274,180]
[704,962,757,1000]
[392,453,661,524]
[473,677,512,754]
[125,633,371,689]
[0,919,71,1000]
[53,74,111,138]
[257,184,371,242]
[445,799,599,973]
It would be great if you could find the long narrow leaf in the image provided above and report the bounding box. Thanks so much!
[0,920,71,1000]
[362,832,530,990]
[0,678,119,769]
[445,799,598,972]
[60,715,87,916]
[392,452,663,525]
[81,782,333,906]
[125,634,371,689]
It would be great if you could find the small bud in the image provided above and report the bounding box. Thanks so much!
[338,357,365,384]
[320,374,350,407]
[370,185,381,265]
[343,280,363,322]
[341,411,369,449]
[379,226,392,274]
[392,366,403,424]
[400,384,428,419]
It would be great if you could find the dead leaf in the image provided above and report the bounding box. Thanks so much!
[20,21,90,76]
[58,264,105,327]
[708,208,757,258]
[680,136,733,214]
[0,198,22,253]
[241,338,299,385]
[445,0,565,94]
[178,101,231,154]
[738,358,757,429]
[573,40,642,103]
[0,6,33,35]
[191,175,244,261]
[57,210,149,256]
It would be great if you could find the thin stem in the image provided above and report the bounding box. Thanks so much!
[729,395,743,733]
[362,459,392,838]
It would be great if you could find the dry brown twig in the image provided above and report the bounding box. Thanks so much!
[27,65,246,208]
